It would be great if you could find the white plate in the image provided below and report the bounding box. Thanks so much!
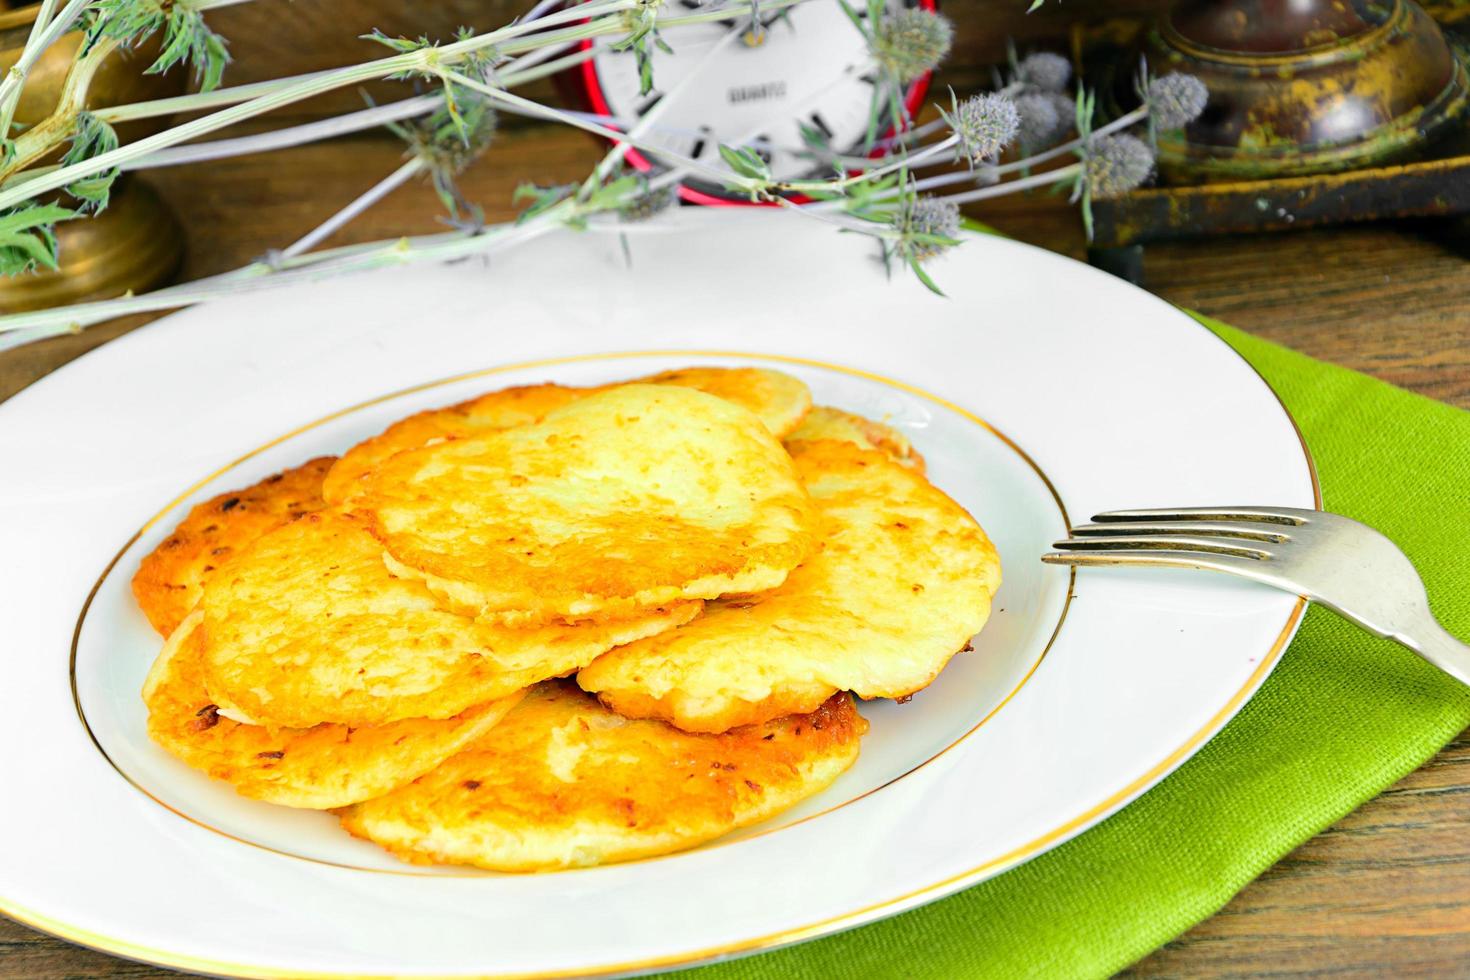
[0,210,1316,978]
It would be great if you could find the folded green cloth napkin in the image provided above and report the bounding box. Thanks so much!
[662,314,1470,979]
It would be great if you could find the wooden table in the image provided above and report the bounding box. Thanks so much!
[2,128,1468,977]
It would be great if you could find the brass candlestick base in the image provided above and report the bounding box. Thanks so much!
[0,6,186,313]
[1138,0,1470,183]
[2,176,183,311]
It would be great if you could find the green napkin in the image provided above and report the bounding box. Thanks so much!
[663,314,1470,979]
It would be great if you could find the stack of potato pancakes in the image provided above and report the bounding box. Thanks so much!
[134,367,1002,871]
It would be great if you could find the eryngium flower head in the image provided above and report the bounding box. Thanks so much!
[872,9,954,84]
[1013,92,1061,148]
[1147,73,1208,130]
[949,92,1020,165]
[619,183,677,222]
[1085,133,1155,198]
[1016,51,1071,93]
[898,196,961,262]
[1045,92,1076,132]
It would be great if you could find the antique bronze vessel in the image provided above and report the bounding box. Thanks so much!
[1138,0,1470,182]
[0,4,186,312]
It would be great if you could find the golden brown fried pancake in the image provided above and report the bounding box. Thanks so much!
[321,385,581,505]
[578,439,1001,732]
[350,384,815,626]
[143,612,523,809]
[200,510,701,729]
[787,406,925,473]
[337,682,864,870]
[321,367,811,505]
[633,366,811,439]
[132,458,334,636]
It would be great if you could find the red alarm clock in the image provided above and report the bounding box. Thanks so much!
[561,0,939,205]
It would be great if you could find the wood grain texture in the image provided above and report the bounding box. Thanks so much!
[2,114,1469,980]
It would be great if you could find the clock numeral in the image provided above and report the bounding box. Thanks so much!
[690,125,713,159]
[751,134,775,166]
[636,92,664,118]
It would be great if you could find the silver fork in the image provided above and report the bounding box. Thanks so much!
[1041,506,1470,686]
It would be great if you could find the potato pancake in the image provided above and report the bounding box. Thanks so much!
[200,510,700,729]
[578,439,1001,732]
[321,385,581,505]
[337,682,864,871]
[132,457,334,636]
[350,384,815,626]
[786,406,925,472]
[632,366,811,440]
[321,367,811,505]
[143,612,523,809]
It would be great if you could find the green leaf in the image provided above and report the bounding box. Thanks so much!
[61,113,121,213]
[907,231,962,249]
[908,256,947,297]
[361,29,432,54]
[834,0,868,36]
[1074,84,1095,142]
[717,144,771,182]
[585,174,642,211]
[88,1,231,92]
[512,182,574,225]
[0,202,77,278]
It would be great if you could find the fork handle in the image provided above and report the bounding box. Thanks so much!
[1406,617,1470,688]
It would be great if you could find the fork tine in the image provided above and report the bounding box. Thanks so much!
[1069,520,1291,543]
[1040,549,1273,580]
[1091,506,1310,526]
[1051,535,1274,560]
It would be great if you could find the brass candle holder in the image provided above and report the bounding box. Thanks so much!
[0,4,186,313]
[1140,0,1470,183]
[1074,0,1470,282]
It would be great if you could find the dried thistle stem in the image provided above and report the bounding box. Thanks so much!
[0,0,93,143]
[282,157,425,258]
[0,0,808,204]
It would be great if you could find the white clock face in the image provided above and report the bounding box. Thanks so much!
[587,0,924,190]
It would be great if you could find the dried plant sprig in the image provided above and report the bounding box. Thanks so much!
[387,84,497,220]
[0,0,800,207]
[1084,132,1155,198]
[941,91,1019,166]
[839,180,964,297]
[871,6,953,85]
[59,111,120,211]
[0,5,1204,344]
[84,0,231,92]
[838,0,953,150]
[618,179,677,222]
[0,0,92,143]
[612,0,673,97]
[893,193,961,287]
